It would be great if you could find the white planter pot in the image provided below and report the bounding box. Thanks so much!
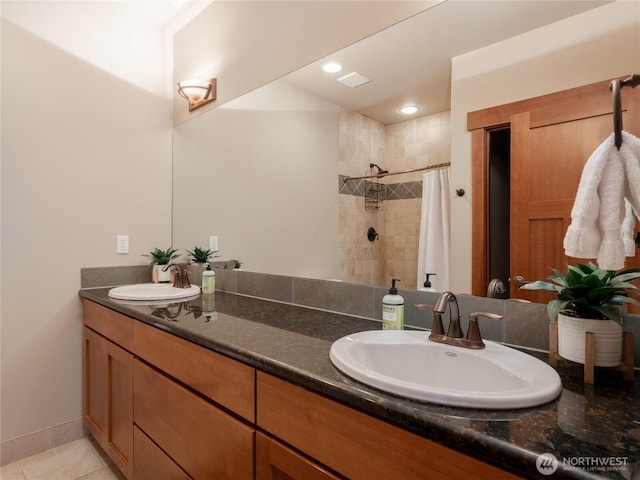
[557,312,623,367]
[152,264,173,283]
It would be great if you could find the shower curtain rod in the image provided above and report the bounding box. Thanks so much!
[342,162,451,183]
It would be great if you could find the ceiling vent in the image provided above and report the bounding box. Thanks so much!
[337,71,371,88]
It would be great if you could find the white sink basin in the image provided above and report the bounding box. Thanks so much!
[108,283,201,301]
[329,330,562,409]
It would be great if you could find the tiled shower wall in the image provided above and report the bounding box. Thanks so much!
[338,109,451,288]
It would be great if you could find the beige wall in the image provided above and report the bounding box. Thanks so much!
[173,81,341,280]
[0,14,172,454]
[449,0,640,293]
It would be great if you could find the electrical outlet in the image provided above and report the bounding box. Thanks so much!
[116,235,129,254]
[209,236,219,252]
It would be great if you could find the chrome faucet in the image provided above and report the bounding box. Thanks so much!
[416,291,502,349]
[162,263,191,289]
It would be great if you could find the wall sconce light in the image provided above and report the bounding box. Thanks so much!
[177,78,216,111]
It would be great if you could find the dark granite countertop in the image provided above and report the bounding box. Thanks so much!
[79,288,640,480]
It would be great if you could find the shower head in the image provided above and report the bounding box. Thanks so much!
[369,163,388,174]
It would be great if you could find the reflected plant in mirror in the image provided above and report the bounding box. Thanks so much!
[187,247,217,266]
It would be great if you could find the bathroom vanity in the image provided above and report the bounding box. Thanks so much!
[79,288,639,479]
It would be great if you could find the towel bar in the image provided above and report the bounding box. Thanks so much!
[610,73,640,149]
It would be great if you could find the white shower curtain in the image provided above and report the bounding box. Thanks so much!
[417,168,450,291]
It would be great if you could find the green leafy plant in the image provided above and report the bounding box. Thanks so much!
[520,262,640,325]
[143,247,180,266]
[187,246,215,264]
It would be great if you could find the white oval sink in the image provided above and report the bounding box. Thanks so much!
[108,283,201,301]
[329,330,562,409]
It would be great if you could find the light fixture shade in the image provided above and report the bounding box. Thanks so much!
[177,78,216,111]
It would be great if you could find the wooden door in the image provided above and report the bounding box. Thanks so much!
[470,79,640,300]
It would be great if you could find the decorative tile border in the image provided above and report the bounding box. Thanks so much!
[339,175,422,200]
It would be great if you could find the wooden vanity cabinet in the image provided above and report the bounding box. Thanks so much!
[82,300,134,479]
[83,298,521,480]
[83,300,256,480]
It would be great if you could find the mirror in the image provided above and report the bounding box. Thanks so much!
[172,1,612,291]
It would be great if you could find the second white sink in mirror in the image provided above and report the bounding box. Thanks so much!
[108,283,201,301]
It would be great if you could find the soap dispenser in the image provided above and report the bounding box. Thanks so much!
[418,273,437,292]
[201,263,216,294]
[382,278,404,330]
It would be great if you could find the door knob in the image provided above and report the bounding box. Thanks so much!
[512,275,530,288]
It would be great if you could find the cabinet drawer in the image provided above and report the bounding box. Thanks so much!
[256,432,341,480]
[134,426,190,480]
[257,372,521,480]
[82,299,133,351]
[133,359,254,480]
[133,320,255,421]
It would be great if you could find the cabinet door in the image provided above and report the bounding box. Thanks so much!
[83,327,133,479]
[83,327,107,443]
[256,432,341,480]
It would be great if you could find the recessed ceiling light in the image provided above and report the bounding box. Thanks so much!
[322,62,343,73]
[399,105,420,115]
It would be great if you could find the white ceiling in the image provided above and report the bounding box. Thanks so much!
[281,0,611,125]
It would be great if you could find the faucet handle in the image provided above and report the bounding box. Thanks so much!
[465,312,503,349]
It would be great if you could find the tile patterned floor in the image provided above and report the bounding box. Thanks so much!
[1,437,123,480]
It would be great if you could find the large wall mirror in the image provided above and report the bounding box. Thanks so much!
[173,1,620,293]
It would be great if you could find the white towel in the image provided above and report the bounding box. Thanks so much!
[564,131,640,270]
[622,200,636,256]
[564,134,616,259]
[621,131,640,213]
[595,151,626,269]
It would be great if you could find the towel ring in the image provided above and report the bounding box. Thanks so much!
[610,73,640,150]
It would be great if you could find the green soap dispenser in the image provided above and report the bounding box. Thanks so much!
[382,278,404,330]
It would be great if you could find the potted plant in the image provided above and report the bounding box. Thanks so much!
[144,247,180,283]
[187,246,216,266]
[521,262,640,366]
